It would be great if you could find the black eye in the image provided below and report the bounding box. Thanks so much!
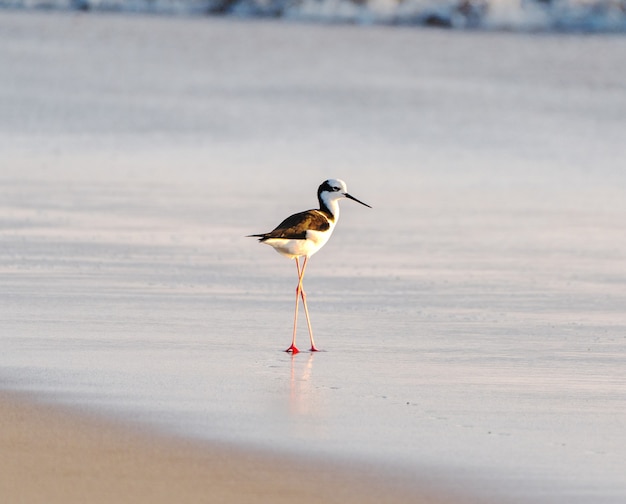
[332,187,340,192]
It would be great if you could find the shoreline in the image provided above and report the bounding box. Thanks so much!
[0,390,469,504]
[2,10,624,503]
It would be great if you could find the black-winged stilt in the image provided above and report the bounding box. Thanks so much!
[248,179,371,354]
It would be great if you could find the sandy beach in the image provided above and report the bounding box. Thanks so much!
[1,9,625,504]
[1,391,460,504]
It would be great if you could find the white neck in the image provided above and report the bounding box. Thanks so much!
[320,193,341,221]
[328,198,341,220]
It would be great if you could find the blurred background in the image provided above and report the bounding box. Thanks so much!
[2,0,626,32]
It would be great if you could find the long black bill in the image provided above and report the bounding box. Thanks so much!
[344,193,372,208]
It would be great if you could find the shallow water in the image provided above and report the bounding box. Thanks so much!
[1,10,626,503]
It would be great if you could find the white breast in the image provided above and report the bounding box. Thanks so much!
[262,222,336,259]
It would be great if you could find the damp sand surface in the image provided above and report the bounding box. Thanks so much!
[1,10,626,504]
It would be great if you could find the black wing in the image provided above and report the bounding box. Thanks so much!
[249,210,329,241]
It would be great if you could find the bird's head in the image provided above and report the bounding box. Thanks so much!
[318,179,371,208]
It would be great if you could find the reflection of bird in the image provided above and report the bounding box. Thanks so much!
[248,179,371,354]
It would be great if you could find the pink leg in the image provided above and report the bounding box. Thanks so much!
[298,257,318,352]
[285,257,302,354]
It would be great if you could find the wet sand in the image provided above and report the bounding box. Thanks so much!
[0,391,463,504]
[1,9,625,504]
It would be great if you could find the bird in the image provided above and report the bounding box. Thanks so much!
[248,179,371,354]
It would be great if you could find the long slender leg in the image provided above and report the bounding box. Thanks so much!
[285,257,302,354]
[298,256,318,352]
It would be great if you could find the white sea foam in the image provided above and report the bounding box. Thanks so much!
[1,0,626,31]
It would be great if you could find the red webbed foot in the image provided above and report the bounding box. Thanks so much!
[285,345,300,354]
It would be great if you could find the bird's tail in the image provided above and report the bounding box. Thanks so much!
[246,234,267,241]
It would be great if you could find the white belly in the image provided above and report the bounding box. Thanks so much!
[263,228,335,259]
